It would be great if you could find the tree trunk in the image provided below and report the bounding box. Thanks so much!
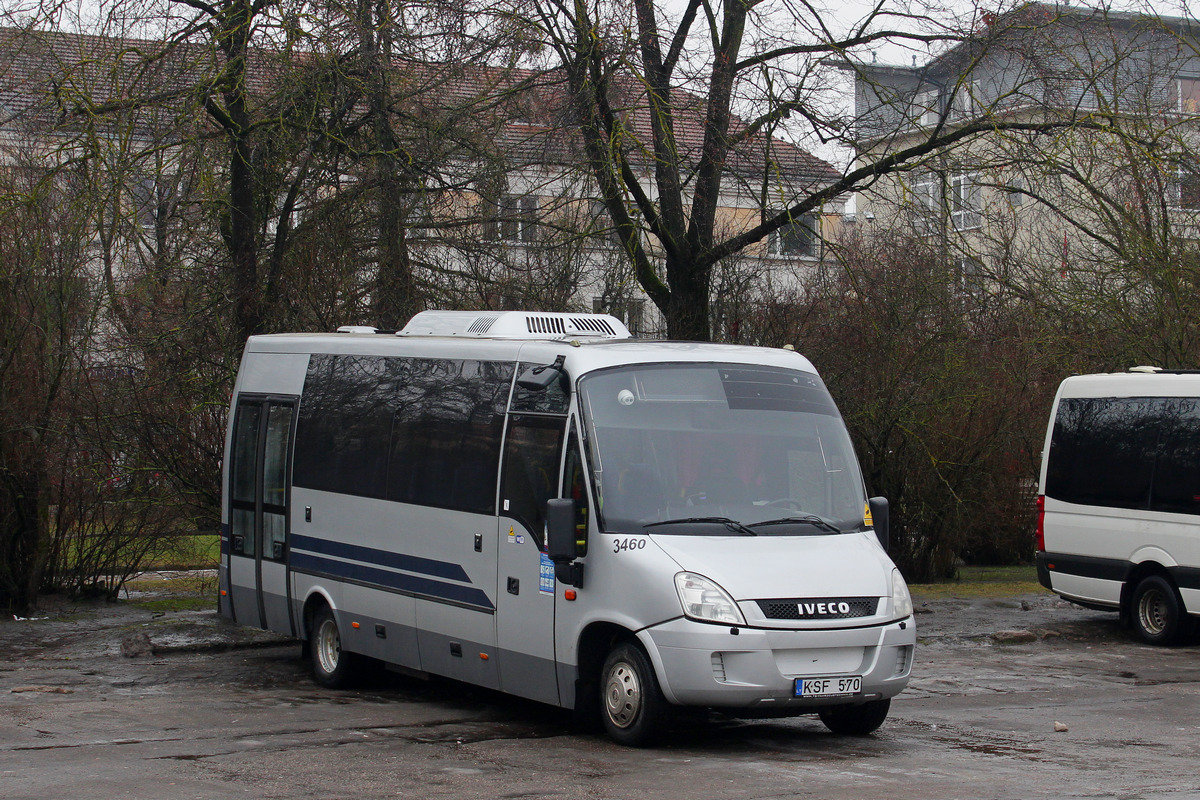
[0,467,48,613]
[217,0,263,342]
[664,253,711,341]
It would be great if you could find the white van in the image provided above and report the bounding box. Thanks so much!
[219,310,915,745]
[1037,369,1200,645]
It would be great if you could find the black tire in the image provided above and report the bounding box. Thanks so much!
[309,605,360,689]
[818,698,891,736]
[600,642,667,747]
[1131,575,1187,646]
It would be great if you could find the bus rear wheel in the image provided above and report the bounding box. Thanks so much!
[1131,575,1187,646]
[309,605,360,688]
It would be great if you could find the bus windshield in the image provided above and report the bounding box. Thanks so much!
[578,363,868,535]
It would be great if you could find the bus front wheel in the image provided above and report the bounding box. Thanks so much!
[600,642,666,747]
[818,698,891,735]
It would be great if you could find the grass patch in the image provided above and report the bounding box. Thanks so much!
[150,534,220,570]
[124,570,217,612]
[130,596,216,612]
[125,572,216,594]
[909,565,1052,599]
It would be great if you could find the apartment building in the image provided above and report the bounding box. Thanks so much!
[850,3,1200,286]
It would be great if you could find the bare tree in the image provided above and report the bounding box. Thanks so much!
[0,158,98,611]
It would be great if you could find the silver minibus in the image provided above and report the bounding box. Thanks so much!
[219,310,915,745]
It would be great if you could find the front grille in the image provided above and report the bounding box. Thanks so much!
[757,597,878,620]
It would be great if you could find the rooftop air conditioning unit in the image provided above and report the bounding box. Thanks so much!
[398,310,633,340]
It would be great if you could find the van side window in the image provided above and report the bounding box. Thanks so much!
[564,427,589,556]
[510,362,569,413]
[293,354,398,498]
[229,403,261,556]
[1151,398,1200,514]
[1046,397,1159,510]
[1047,396,1200,515]
[387,359,511,513]
[500,416,566,546]
[262,404,294,560]
[293,354,512,513]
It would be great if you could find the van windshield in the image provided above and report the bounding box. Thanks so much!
[578,363,868,535]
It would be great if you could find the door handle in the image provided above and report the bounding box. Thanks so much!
[474,533,483,552]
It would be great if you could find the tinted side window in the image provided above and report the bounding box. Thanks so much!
[293,354,400,498]
[229,403,261,557]
[294,354,513,513]
[1151,398,1200,515]
[1046,397,1162,510]
[387,359,513,513]
[500,416,566,546]
[510,361,569,413]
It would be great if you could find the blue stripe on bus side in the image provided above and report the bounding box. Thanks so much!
[289,551,495,611]
[289,533,471,583]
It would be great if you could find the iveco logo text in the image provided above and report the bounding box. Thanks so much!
[798,601,851,616]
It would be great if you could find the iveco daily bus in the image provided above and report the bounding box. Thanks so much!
[1037,369,1200,645]
[219,310,915,745]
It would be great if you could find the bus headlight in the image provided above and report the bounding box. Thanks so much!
[675,572,746,626]
[891,568,913,621]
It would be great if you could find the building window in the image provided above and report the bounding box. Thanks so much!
[949,173,982,231]
[767,212,820,258]
[129,175,173,230]
[501,195,538,242]
[1006,175,1025,208]
[1170,168,1200,210]
[484,194,539,243]
[957,256,985,295]
[915,88,940,127]
[910,172,939,234]
[948,80,981,122]
[1171,77,1200,113]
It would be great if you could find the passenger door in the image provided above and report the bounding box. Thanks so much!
[496,414,567,705]
[227,395,297,634]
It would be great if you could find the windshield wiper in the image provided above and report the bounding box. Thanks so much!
[748,515,842,534]
[643,517,757,536]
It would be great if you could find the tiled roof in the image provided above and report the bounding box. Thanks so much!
[0,26,836,185]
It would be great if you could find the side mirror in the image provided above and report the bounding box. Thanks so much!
[546,498,584,587]
[869,496,890,552]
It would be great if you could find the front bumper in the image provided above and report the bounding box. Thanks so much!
[642,617,916,710]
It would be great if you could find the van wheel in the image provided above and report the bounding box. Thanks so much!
[1131,575,1187,646]
[310,606,360,688]
[818,698,891,735]
[600,642,666,747]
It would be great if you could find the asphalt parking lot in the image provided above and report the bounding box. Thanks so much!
[3,587,1200,800]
